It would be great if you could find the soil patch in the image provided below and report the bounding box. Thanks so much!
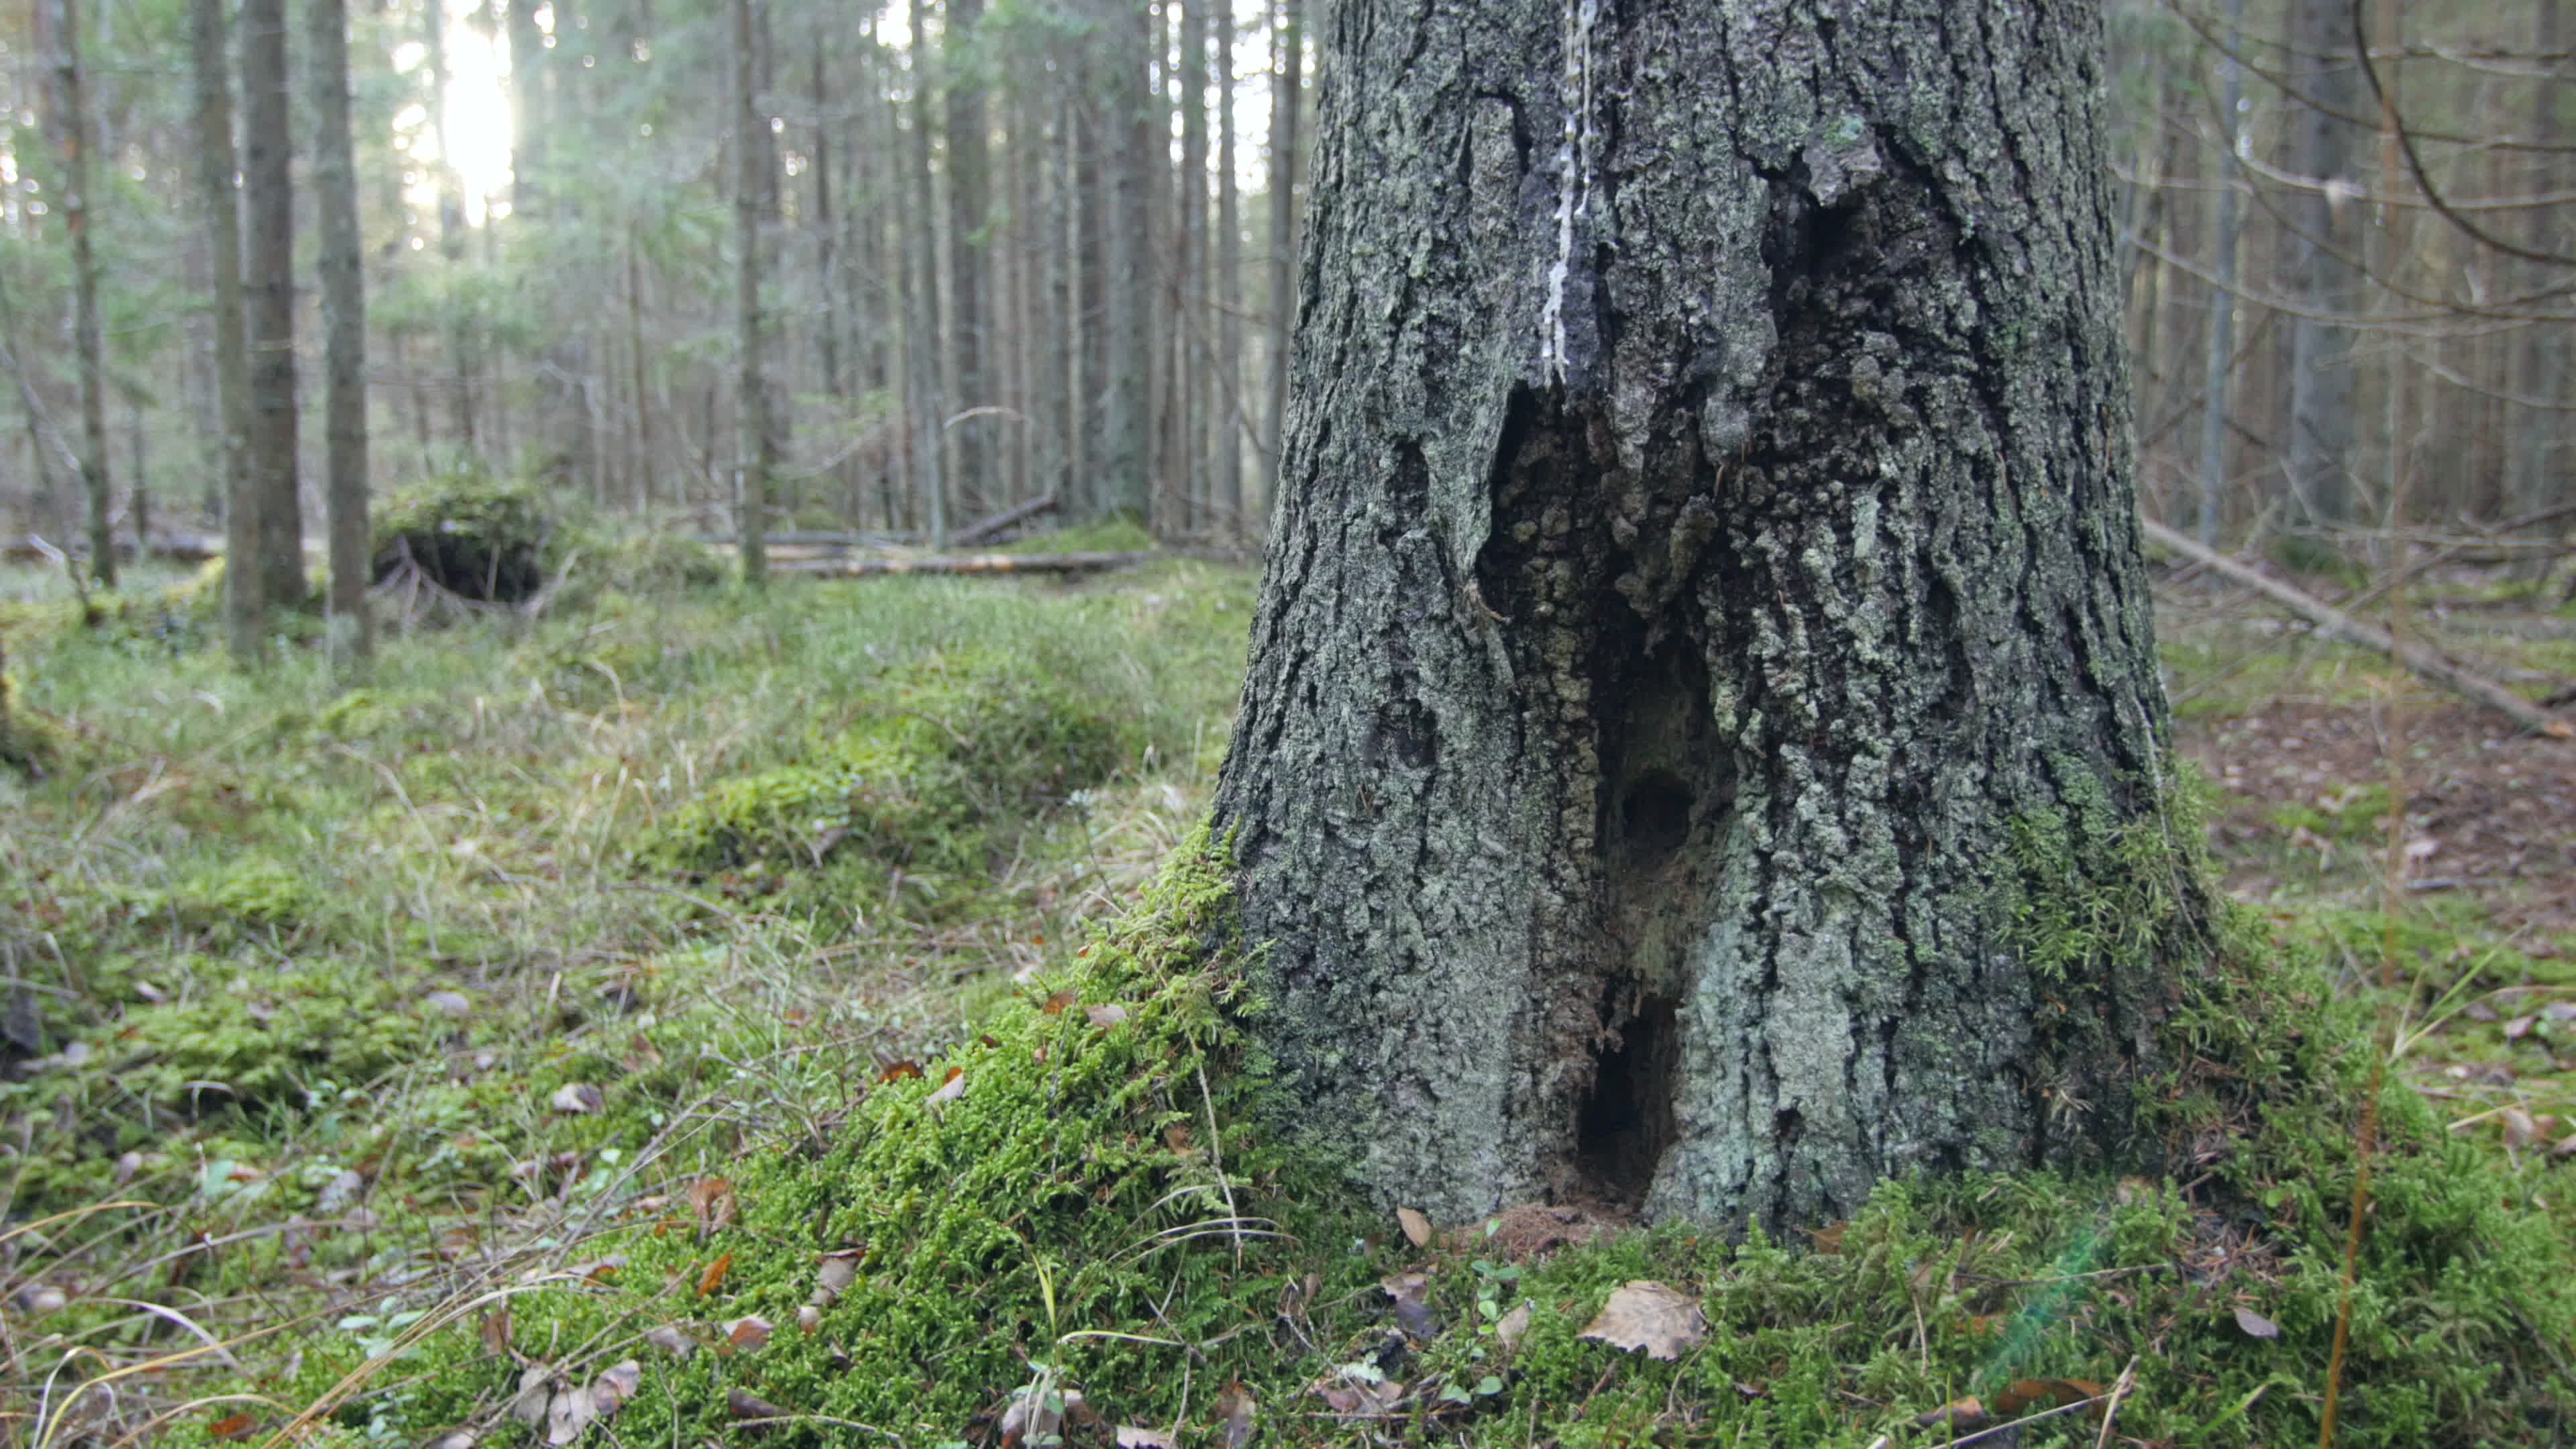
[2176,700,2576,943]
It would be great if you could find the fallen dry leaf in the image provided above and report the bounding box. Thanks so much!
[688,1176,738,1232]
[479,1309,512,1358]
[1580,1281,1708,1361]
[1913,1396,1989,1431]
[643,1324,696,1358]
[928,1067,968,1105]
[1214,1380,1256,1449]
[1382,1271,1440,1339]
[590,1360,642,1419]
[207,1413,258,1442]
[1991,1378,2103,1415]
[697,1251,733,1297]
[724,1315,774,1351]
[544,1383,595,1446]
[511,1366,553,1427]
[549,1082,603,1114]
[1085,1003,1130,1028]
[727,1387,788,1424]
[1042,989,1078,1015]
[2502,1107,2542,1148]
[796,1304,822,1335]
[1397,1207,1433,1248]
[1494,1300,1534,1352]
[813,1248,863,1303]
[2233,1304,2281,1340]
[877,1059,923,1082]
[1114,1429,1177,1449]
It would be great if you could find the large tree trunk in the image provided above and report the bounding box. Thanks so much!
[189,0,260,657]
[1215,0,2182,1234]
[311,0,369,659]
[241,0,304,606]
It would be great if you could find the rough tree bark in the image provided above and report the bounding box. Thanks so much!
[311,0,370,659]
[1215,0,2185,1233]
[189,0,260,657]
[241,0,304,606]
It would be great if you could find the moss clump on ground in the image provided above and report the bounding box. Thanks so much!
[633,649,1136,888]
[375,831,1375,1446]
[374,472,566,602]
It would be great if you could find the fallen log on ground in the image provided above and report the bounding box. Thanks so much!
[767,550,1148,578]
[951,492,1061,546]
[4,534,221,565]
[2140,516,2573,739]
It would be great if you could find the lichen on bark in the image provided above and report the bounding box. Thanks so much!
[1216,0,2191,1233]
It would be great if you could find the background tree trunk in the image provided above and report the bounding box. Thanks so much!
[189,0,260,656]
[1098,0,1151,522]
[733,0,771,584]
[47,0,115,587]
[946,0,992,519]
[241,0,303,606]
[1216,0,2183,1232]
[311,0,369,659]
[2286,0,2364,528]
[1259,0,1300,517]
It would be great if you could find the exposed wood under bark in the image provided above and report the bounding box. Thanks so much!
[2141,517,2575,739]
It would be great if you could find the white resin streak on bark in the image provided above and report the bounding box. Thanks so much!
[1540,0,1597,381]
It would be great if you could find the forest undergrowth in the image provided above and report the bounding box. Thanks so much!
[1,535,2572,1448]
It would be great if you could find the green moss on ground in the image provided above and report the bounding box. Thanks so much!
[305,836,2570,1449]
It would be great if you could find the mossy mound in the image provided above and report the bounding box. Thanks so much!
[374,473,561,602]
[634,649,1135,885]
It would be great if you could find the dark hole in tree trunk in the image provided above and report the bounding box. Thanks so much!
[1575,990,1679,1203]
[1619,769,1693,865]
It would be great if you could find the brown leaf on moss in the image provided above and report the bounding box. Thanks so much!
[208,1414,258,1441]
[877,1059,923,1082]
[928,1067,967,1105]
[1912,1397,1989,1431]
[696,1251,733,1297]
[1397,1207,1433,1248]
[1042,990,1078,1015]
[590,1361,642,1419]
[1382,1271,1440,1339]
[1580,1281,1707,1361]
[1214,1380,1256,1449]
[724,1315,773,1351]
[642,1324,696,1359]
[727,1387,789,1426]
[1991,1378,2103,1415]
[1085,1003,1130,1028]
[688,1176,737,1233]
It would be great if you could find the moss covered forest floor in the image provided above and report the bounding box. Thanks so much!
[1,532,2573,1448]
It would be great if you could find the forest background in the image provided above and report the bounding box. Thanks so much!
[0,0,2565,573]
